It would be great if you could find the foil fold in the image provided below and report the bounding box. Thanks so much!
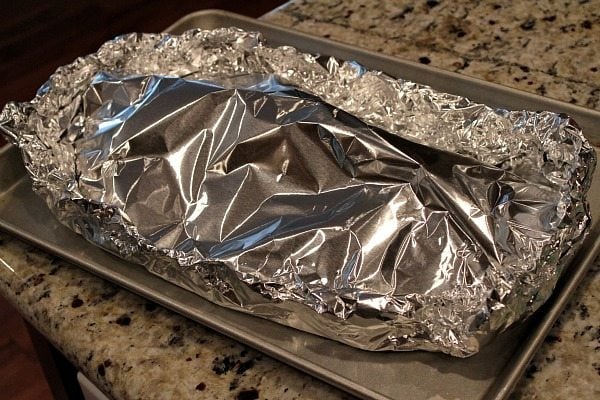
[0,28,595,357]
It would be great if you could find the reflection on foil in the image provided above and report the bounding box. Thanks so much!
[0,28,595,356]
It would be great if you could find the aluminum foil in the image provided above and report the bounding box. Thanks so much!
[0,28,595,357]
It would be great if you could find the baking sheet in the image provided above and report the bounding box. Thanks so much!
[1,10,599,400]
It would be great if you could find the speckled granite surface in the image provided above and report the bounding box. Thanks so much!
[0,1,599,400]
[264,0,600,110]
[0,232,352,400]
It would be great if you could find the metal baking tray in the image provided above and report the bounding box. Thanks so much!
[1,10,599,400]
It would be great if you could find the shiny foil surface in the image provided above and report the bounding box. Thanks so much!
[0,28,595,357]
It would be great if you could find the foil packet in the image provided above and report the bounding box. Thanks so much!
[0,28,595,357]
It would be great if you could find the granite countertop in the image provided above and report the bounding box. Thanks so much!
[264,0,599,109]
[1,1,599,399]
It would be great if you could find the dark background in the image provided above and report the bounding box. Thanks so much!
[0,0,287,146]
